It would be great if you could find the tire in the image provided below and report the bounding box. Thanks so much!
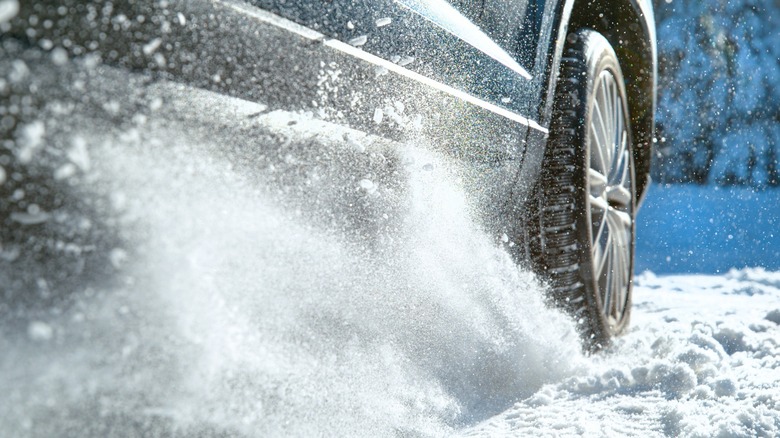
[528,29,636,349]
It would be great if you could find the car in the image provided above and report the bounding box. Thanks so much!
[4,0,655,347]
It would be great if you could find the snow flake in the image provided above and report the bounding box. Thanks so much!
[348,35,368,47]
[398,56,415,67]
[372,108,383,124]
[16,120,45,164]
[27,321,53,342]
[375,17,392,27]
[0,0,19,25]
[50,47,68,66]
[143,38,163,55]
[68,136,91,172]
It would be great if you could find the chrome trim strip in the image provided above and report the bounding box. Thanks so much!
[395,0,533,80]
[327,39,548,133]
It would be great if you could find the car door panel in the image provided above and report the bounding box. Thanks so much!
[248,0,541,123]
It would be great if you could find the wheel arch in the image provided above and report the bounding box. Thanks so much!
[542,0,657,203]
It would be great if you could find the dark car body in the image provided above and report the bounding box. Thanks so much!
[3,0,657,347]
[5,0,655,240]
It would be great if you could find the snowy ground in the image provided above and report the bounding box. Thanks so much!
[462,269,780,437]
[1,46,779,437]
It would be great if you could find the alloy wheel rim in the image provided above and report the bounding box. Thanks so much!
[587,69,633,330]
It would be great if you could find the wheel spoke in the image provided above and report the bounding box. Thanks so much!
[610,209,632,228]
[611,216,625,318]
[607,185,631,208]
[591,107,609,173]
[589,168,608,194]
[602,242,613,313]
[601,74,615,168]
[590,127,607,174]
[599,84,612,156]
[607,210,626,319]
[587,67,634,333]
[612,82,621,158]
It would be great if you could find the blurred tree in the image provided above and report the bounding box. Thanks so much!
[652,0,780,188]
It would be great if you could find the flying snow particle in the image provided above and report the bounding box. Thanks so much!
[110,248,128,269]
[0,0,19,25]
[9,59,28,83]
[0,165,5,186]
[11,205,50,225]
[153,53,166,68]
[374,65,389,77]
[412,114,423,130]
[177,12,187,26]
[143,38,163,55]
[375,17,392,27]
[358,179,376,193]
[50,47,68,66]
[373,108,384,124]
[398,56,415,67]
[17,120,45,164]
[348,35,368,47]
[54,163,77,180]
[68,136,91,172]
[149,97,164,111]
[27,321,53,342]
[102,100,120,115]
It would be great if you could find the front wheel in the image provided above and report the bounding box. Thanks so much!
[528,29,636,349]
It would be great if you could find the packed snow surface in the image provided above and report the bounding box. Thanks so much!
[1,51,779,437]
[463,269,780,437]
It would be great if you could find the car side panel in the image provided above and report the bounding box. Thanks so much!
[247,0,540,123]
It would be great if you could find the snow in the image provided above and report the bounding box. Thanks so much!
[15,120,45,164]
[348,35,368,47]
[0,54,578,435]
[462,269,780,437]
[398,55,416,66]
[373,107,384,123]
[142,37,163,56]
[49,47,68,66]
[1,25,779,438]
[26,321,54,342]
[0,0,19,25]
[376,17,393,27]
[9,208,50,225]
[358,178,376,192]
[67,136,91,172]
